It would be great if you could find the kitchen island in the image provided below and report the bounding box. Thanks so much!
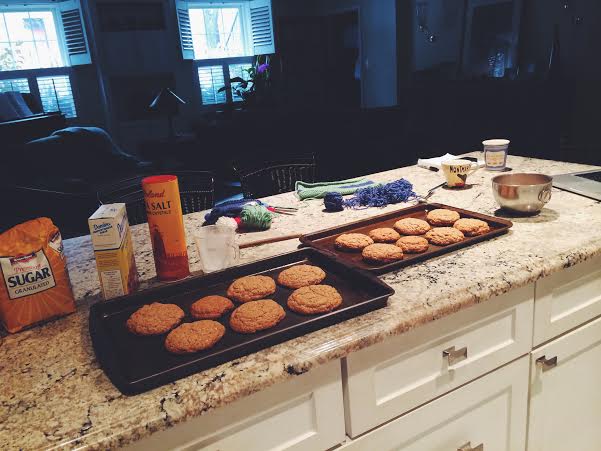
[1,154,600,450]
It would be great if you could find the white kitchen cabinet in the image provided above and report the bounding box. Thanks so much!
[340,356,529,451]
[528,314,601,451]
[533,254,601,346]
[123,255,601,451]
[125,360,345,451]
[343,285,533,437]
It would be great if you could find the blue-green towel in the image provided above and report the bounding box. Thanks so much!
[295,177,376,200]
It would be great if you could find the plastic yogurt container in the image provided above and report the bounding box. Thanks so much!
[482,139,510,171]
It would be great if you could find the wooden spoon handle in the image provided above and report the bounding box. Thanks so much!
[239,233,303,249]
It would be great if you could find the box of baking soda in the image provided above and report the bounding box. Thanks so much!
[88,203,139,300]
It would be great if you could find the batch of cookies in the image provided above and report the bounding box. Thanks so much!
[125,264,342,355]
[334,208,491,264]
[122,209,490,354]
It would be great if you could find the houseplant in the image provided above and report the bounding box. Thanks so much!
[218,55,272,107]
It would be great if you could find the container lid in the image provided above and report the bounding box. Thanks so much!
[482,139,510,146]
[142,175,177,184]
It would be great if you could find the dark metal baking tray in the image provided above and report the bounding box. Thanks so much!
[300,203,513,275]
[89,248,394,395]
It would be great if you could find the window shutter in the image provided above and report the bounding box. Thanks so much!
[0,79,30,94]
[176,0,194,60]
[59,0,91,66]
[198,66,226,105]
[37,75,77,118]
[249,0,275,55]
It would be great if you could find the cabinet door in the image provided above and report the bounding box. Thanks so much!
[343,286,533,437]
[125,360,345,451]
[534,255,601,346]
[528,314,601,451]
[340,356,529,451]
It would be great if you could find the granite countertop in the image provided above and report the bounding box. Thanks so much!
[1,154,600,450]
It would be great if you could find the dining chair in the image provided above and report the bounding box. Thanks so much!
[233,154,316,199]
[97,171,215,226]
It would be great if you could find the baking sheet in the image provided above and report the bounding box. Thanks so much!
[300,203,513,274]
[89,248,394,395]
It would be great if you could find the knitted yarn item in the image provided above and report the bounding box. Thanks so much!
[205,198,267,224]
[345,179,417,209]
[239,204,272,230]
[296,177,377,200]
[324,192,344,211]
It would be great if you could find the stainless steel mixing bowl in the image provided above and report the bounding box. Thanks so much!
[491,173,553,213]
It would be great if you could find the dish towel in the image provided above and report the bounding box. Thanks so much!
[296,177,376,200]
[417,153,485,170]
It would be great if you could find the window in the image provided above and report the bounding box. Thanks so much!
[189,7,246,59]
[0,1,90,118]
[38,75,76,118]
[0,75,77,117]
[176,0,275,60]
[198,65,226,105]
[0,74,76,117]
[197,62,253,105]
[228,62,252,102]
[0,77,29,93]
[181,0,273,106]
[0,11,64,71]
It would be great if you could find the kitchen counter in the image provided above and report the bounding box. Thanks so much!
[1,154,600,450]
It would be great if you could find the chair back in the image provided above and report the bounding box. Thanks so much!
[97,171,214,225]
[234,154,316,199]
[3,185,95,239]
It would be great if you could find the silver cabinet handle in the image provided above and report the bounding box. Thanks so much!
[536,355,558,371]
[443,346,468,366]
[458,442,484,451]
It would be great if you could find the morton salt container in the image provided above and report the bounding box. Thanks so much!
[142,175,190,281]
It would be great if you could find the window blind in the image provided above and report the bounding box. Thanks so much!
[37,75,77,117]
[0,78,30,93]
[198,65,226,105]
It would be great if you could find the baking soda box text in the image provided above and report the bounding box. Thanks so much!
[88,204,139,300]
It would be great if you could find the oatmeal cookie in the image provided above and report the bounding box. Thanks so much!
[426,209,461,226]
[396,236,429,254]
[165,320,225,354]
[425,227,465,246]
[334,233,374,251]
[393,217,431,235]
[287,285,343,315]
[368,227,401,243]
[226,275,276,303]
[126,302,185,336]
[362,243,404,264]
[190,295,235,319]
[277,264,326,289]
[453,218,490,237]
[229,299,286,333]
